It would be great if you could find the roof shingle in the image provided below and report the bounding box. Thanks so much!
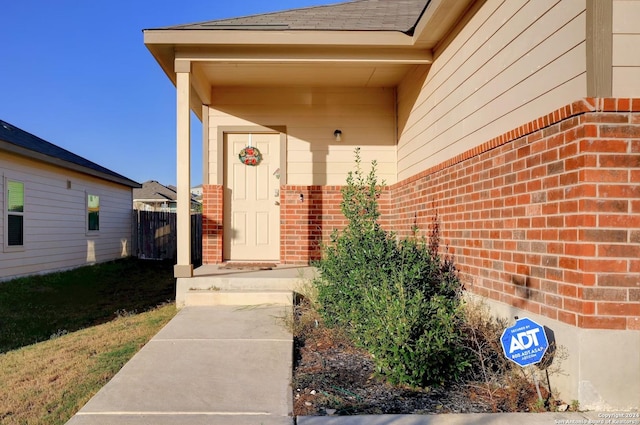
[0,119,139,188]
[162,0,429,34]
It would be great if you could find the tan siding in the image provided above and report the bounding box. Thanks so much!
[612,34,640,66]
[612,0,640,33]
[612,0,640,96]
[208,87,397,186]
[0,152,133,281]
[397,0,587,180]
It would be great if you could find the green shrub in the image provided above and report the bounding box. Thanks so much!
[313,148,469,388]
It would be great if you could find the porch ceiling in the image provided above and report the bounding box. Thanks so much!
[189,45,432,88]
[198,62,414,88]
[143,0,474,111]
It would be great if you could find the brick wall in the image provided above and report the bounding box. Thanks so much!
[202,184,223,264]
[280,186,347,264]
[201,98,639,330]
[388,98,640,331]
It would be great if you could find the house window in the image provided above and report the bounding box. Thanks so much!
[87,194,99,231]
[6,179,24,247]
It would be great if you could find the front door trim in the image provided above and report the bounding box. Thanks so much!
[216,125,287,186]
[218,126,287,262]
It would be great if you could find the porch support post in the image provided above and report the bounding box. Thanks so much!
[174,61,193,278]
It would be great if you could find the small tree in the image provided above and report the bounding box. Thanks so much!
[313,148,470,387]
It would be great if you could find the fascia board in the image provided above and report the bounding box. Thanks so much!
[143,29,415,48]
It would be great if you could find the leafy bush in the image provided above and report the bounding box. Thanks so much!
[313,148,469,387]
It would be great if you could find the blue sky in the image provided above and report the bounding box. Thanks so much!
[0,0,336,186]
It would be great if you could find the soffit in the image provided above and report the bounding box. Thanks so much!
[172,44,431,88]
[143,0,473,99]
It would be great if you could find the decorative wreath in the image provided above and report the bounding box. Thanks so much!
[238,146,262,166]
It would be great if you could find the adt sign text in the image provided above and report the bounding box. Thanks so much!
[500,317,549,367]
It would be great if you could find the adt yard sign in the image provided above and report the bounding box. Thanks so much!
[500,317,549,367]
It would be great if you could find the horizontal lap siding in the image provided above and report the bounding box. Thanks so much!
[0,153,133,281]
[397,0,587,180]
[208,87,397,186]
[612,0,640,96]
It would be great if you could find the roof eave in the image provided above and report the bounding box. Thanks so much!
[144,28,416,47]
[144,28,422,99]
[0,141,141,188]
[412,0,477,48]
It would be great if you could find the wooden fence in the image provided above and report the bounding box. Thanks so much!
[133,211,202,265]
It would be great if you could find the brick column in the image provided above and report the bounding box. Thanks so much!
[202,184,223,264]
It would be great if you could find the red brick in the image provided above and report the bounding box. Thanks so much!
[558,310,577,326]
[560,229,578,241]
[600,125,640,138]
[599,154,640,168]
[546,216,564,227]
[563,297,584,313]
[580,229,627,242]
[559,200,578,213]
[540,305,558,320]
[597,302,640,316]
[566,214,596,227]
[618,99,631,111]
[598,244,640,257]
[559,256,578,270]
[628,317,640,330]
[603,99,617,111]
[583,287,628,301]
[584,113,629,123]
[580,199,628,213]
[598,274,640,287]
[581,259,627,273]
[578,315,626,329]
[582,169,628,182]
[598,184,640,199]
[580,139,628,152]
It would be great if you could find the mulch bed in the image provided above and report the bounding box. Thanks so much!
[291,300,558,417]
[292,317,495,416]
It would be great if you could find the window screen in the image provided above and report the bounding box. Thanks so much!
[88,194,99,231]
[7,180,24,246]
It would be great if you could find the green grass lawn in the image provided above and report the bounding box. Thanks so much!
[0,258,175,353]
[0,258,178,424]
[0,304,176,425]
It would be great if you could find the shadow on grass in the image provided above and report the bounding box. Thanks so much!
[0,258,175,353]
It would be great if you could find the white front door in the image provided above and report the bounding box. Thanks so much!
[224,133,281,261]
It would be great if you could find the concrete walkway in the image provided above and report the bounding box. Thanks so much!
[66,305,294,425]
[66,302,615,425]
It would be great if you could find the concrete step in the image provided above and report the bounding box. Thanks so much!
[175,266,317,308]
[184,289,293,306]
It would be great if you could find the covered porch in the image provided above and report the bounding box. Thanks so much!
[143,0,471,278]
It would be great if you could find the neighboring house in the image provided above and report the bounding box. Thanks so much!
[190,184,203,201]
[145,0,640,409]
[133,180,200,212]
[0,119,140,281]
